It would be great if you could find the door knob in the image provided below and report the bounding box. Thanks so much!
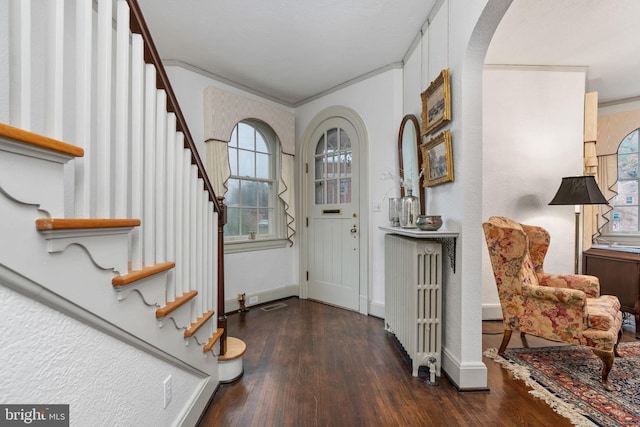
[351,225,357,234]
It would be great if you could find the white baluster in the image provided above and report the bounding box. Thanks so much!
[196,179,204,315]
[155,90,167,263]
[0,1,8,124]
[143,64,157,267]
[96,0,112,218]
[129,34,144,271]
[174,134,185,296]
[166,113,177,299]
[181,148,192,295]
[9,0,31,130]
[115,0,130,219]
[190,165,198,294]
[209,201,217,312]
[74,0,93,217]
[45,0,64,140]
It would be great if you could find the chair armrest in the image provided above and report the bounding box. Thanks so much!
[537,273,600,298]
[523,283,586,306]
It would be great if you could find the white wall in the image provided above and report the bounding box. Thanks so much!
[481,66,587,319]
[395,0,506,388]
[0,285,204,427]
[166,66,298,309]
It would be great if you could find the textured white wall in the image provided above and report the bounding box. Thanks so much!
[482,67,586,318]
[0,285,205,427]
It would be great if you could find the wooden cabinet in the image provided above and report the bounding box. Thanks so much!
[582,248,640,338]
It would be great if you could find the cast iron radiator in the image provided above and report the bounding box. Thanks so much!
[384,234,442,377]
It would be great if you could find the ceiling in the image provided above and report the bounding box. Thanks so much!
[138,0,640,108]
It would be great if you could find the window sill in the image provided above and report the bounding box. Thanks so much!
[224,238,288,254]
[595,233,640,247]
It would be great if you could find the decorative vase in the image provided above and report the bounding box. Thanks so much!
[416,215,443,231]
[388,198,401,227]
[400,189,419,228]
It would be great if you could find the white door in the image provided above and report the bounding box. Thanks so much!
[307,117,360,311]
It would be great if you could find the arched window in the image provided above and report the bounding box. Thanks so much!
[225,120,284,243]
[612,128,640,233]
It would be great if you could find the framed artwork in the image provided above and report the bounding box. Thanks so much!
[420,68,451,137]
[421,130,453,187]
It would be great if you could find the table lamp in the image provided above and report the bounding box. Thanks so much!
[549,176,608,273]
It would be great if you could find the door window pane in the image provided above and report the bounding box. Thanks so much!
[326,180,338,204]
[315,182,324,204]
[340,178,351,203]
[314,126,354,205]
[340,129,351,149]
[327,128,338,152]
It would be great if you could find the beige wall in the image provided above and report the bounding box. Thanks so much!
[597,108,640,155]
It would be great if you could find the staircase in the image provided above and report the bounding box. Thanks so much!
[0,0,242,413]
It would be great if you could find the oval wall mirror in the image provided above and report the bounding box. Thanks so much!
[398,114,425,215]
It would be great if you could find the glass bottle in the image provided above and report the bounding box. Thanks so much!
[388,198,401,227]
[400,189,419,228]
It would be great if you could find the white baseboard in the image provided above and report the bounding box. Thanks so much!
[224,284,299,313]
[441,346,488,391]
[482,303,502,320]
[368,301,384,319]
[179,377,218,427]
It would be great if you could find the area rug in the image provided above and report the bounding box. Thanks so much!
[484,343,640,427]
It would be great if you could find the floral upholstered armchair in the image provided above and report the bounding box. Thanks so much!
[483,216,623,390]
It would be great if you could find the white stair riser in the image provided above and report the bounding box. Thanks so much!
[0,138,73,217]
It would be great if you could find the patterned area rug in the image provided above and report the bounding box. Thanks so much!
[485,343,640,427]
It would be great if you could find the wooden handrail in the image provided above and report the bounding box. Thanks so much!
[126,0,220,213]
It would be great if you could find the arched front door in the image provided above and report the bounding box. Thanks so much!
[306,116,360,311]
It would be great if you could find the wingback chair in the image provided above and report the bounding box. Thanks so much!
[483,216,623,390]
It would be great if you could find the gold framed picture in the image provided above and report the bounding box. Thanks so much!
[421,130,453,187]
[420,68,451,137]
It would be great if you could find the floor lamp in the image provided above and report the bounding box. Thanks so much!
[549,176,608,274]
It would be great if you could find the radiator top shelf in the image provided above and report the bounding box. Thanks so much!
[378,226,459,239]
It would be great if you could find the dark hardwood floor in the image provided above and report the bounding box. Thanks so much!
[198,297,635,426]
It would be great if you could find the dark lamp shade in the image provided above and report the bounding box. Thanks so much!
[549,176,608,205]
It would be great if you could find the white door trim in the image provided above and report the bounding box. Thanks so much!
[298,106,369,315]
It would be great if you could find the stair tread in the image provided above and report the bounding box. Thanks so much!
[218,336,247,361]
[0,123,84,157]
[184,310,215,337]
[204,328,224,352]
[155,290,198,317]
[112,262,175,286]
[36,218,141,231]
